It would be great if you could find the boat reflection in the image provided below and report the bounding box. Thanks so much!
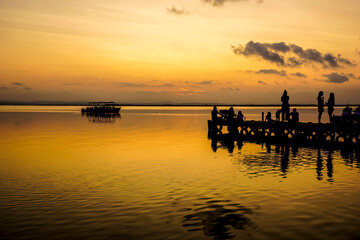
[182,200,255,239]
[81,112,121,124]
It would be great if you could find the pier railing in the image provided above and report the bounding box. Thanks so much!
[208,118,360,145]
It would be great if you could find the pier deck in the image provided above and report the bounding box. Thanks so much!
[208,119,360,145]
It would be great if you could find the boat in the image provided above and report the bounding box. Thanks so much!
[81,102,121,113]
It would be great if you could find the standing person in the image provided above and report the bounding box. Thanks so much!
[211,106,220,122]
[317,91,324,123]
[327,92,335,123]
[281,90,290,121]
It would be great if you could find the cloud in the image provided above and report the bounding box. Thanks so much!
[258,80,267,85]
[162,83,175,87]
[220,87,240,91]
[63,82,85,86]
[233,41,285,65]
[264,42,290,52]
[322,72,349,83]
[254,69,287,76]
[291,72,307,78]
[12,82,23,86]
[24,87,32,90]
[167,6,188,15]
[196,80,214,85]
[172,88,205,96]
[0,86,8,90]
[118,82,147,87]
[232,41,355,68]
[347,73,360,80]
[203,0,263,7]
[118,82,175,88]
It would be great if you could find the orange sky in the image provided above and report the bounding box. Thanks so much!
[0,0,359,104]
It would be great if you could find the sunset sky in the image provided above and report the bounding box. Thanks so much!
[0,0,359,104]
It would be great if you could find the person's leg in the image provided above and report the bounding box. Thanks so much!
[318,112,322,123]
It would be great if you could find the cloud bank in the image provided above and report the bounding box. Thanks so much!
[203,0,263,7]
[322,73,349,83]
[12,82,23,86]
[167,7,188,15]
[291,72,307,78]
[254,69,287,76]
[232,41,355,68]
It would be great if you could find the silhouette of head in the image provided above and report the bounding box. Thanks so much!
[318,91,323,97]
[213,106,217,110]
[293,108,297,112]
[283,90,287,96]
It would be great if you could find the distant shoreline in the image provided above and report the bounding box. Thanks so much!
[0,103,359,107]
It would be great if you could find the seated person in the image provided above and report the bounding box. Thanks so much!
[353,106,360,125]
[265,112,272,122]
[290,108,299,124]
[276,109,282,121]
[353,106,360,118]
[236,111,245,123]
[228,107,235,119]
[341,106,352,124]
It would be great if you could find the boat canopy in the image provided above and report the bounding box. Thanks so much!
[87,102,119,106]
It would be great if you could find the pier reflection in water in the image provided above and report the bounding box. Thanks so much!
[82,112,121,123]
[209,136,360,182]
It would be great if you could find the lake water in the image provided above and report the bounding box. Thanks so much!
[0,106,359,240]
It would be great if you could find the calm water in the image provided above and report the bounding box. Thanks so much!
[0,106,359,240]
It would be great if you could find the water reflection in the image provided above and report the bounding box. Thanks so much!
[182,200,254,239]
[327,150,334,181]
[209,136,360,181]
[82,112,121,123]
[316,148,323,180]
[210,135,242,153]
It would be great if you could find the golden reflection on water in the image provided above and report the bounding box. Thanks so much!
[0,106,359,240]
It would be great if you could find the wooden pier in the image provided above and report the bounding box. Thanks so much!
[208,118,360,146]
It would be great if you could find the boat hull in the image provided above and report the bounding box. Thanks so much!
[81,107,121,113]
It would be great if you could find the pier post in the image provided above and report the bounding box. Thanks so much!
[261,112,265,137]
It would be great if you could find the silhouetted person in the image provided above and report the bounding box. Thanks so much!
[341,106,352,125]
[265,112,272,122]
[289,108,299,124]
[353,106,360,126]
[211,106,220,122]
[327,92,335,123]
[236,110,244,123]
[276,109,281,121]
[281,90,290,121]
[228,107,235,119]
[317,91,324,123]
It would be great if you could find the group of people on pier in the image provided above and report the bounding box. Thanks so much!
[316,91,335,123]
[211,90,360,126]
